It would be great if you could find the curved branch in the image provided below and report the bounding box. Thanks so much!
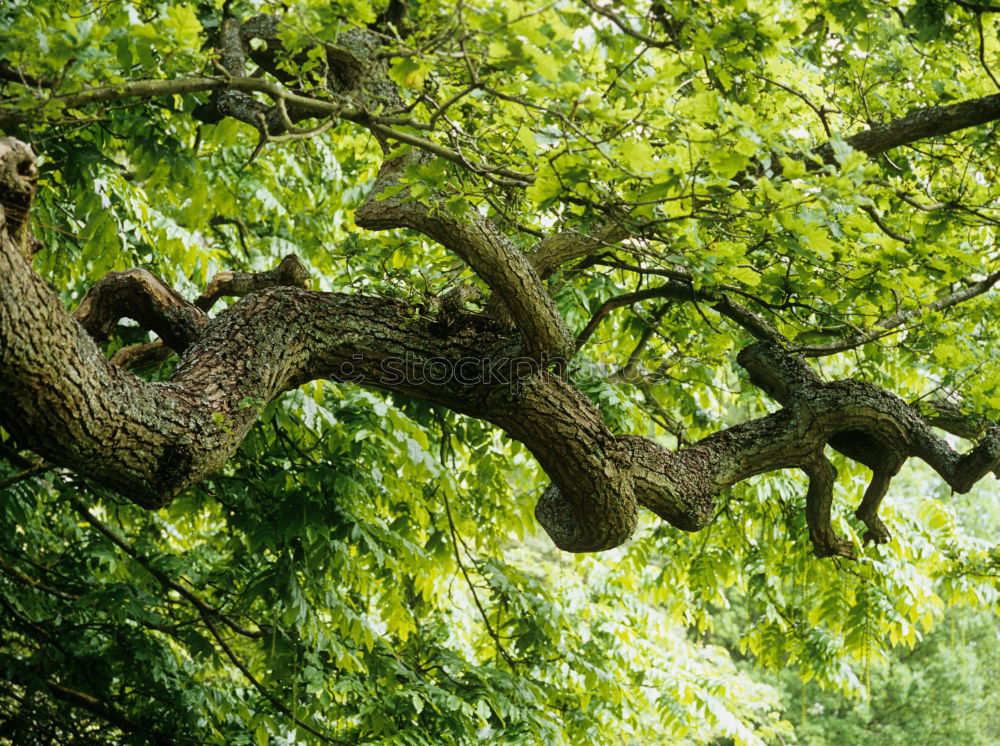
[739,342,1000,548]
[3,132,1000,561]
[96,256,312,368]
[72,269,208,352]
[6,221,1000,556]
[575,281,786,348]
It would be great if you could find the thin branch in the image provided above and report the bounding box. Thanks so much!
[440,487,517,668]
[752,73,832,138]
[619,304,668,381]
[0,74,533,186]
[0,464,48,491]
[575,280,786,349]
[975,10,1000,90]
[860,204,913,244]
[581,0,672,48]
[197,611,350,745]
[0,62,56,89]
[793,270,1000,356]
[576,286,677,347]
[67,494,266,640]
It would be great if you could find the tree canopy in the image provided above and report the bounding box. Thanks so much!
[1,0,999,743]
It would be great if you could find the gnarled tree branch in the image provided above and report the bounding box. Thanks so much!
[72,269,208,353]
[3,5,1000,562]
[7,140,1000,557]
[355,152,575,361]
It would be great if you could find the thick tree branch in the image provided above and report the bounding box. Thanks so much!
[12,129,996,556]
[4,65,1000,560]
[527,223,631,279]
[355,152,574,360]
[817,93,1000,161]
[4,199,998,555]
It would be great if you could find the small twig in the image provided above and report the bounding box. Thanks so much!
[975,10,1000,90]
[439,487,517,668]
[0,464,49,491]
[751,73,832,138]
[67,494,265,640]
[198,611,350,745]
[794,269,1000,356]
[860,203,912,244]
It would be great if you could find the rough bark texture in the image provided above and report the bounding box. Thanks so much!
[820,93,1000,161]
[355,153,575,361]
[3,132,999,556]
[3,12,1000,558]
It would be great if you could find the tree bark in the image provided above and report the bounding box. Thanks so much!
[3,10,1000,558]
[3,134,999,556]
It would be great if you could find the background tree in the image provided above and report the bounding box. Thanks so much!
[1,0,999,743]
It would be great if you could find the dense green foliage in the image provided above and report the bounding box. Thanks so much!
[1,0,999,744]
[783,607,1000,745]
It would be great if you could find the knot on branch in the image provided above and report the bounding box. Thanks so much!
[0,137,38,259]
[534,483,638,553]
